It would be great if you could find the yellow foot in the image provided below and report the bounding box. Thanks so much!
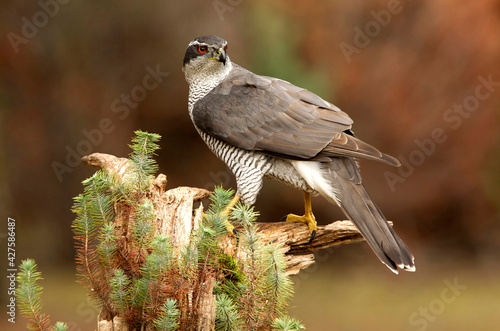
[282,212,317,243]
[221,194,240,237]
[225,220,238,236]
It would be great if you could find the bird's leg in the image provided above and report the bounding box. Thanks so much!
[282,192,317,243]
[220,194,240,235]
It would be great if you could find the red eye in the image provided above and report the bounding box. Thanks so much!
[198,46,207,53]
[224,45,228,52]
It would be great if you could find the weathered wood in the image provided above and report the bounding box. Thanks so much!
[83,152,368,330]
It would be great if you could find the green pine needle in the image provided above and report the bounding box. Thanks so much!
[16,259,67,331]
[51,322,68,331]
[98,223,117,268]
[264,244,294,315]
[64,131,304,330]
[209,186,234,213]
[110,269,131,314]
[83,171,115,224]
[16,259,49,330]
[141,235,173,278]
[272,316,305,331]
[153,299,180,331]
[130,278,149,307]
[215,294,243,331]
[71,194,99,238]
[128,130,161,190]
[132,200,156,248]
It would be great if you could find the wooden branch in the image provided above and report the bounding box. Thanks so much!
[82,152,369,329]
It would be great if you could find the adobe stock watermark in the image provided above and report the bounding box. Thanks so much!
[52,65,169,182]
[385,74,499,192]
[291,245,337,291]
[203,170,232,191]
[213,0,243,21]
[8,0,72,54]
[409,278,467,330]
[339,0,410,63]
[64,296,100,331]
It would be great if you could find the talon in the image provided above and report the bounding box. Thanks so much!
[284,213,317,241]
[279,215,288,223]
[308,230,316,244]
[233,227,240,245]
[283,192,317,244]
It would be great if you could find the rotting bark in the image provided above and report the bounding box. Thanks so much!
[83,152,371,330]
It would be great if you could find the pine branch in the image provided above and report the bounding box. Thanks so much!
[232,203,266,330]
[16,259,68,331]
[71,194,113,316]
[263,244,294,321]
[128,130,161,191]
[215,294,243,331]
[97,223,117,269]
[153,299,180,331]
[272,316,305,331]
[109,269,131,315]
[131,199,156,256]
[83,171,115,225]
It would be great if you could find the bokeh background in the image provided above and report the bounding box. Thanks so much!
[1,0,500,330]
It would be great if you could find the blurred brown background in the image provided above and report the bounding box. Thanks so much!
[1,0,499,330]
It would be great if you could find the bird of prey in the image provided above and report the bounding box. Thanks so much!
[182,35,415,274]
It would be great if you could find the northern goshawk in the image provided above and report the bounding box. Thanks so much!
[182,35,415,274]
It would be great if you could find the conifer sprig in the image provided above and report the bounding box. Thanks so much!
[72,193,111,313]
[272,316,305,331]
[215,293,243,331]
[128,130,161,191]
[153,299,180,331]
[16,259,68,331]
[110,269,132,315]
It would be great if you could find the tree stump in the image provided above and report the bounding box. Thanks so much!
[82,152,367,330]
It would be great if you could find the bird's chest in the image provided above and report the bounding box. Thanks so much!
[197,129,255,170]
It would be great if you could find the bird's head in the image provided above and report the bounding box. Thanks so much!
[182,35,231,84]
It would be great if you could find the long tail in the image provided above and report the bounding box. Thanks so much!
[293,159,415,273]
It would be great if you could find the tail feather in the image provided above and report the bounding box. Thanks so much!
[292,159,415,273]
[334,175,415,273]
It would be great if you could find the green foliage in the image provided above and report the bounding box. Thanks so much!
[195,187,234,267]
[272,316,305,331]
[16,259,68,331]
[129,130,161,191]
[98,223,117,269]
[141,235,173,279]
[19,131,303,330]
[132,199,156,249]
[71,130,166,325]
[263,244,294,317]
[212,197,300,330]
[110,269,131,314]
[153,299,180,331]
[51,322,69,331]
[215,294,243,331]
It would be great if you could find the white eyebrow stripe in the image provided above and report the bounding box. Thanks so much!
[189,41,209,47]
[188,40,227,47]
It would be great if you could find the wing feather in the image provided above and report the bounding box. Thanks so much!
[193,64,398,165]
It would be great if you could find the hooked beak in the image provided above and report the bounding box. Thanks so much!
[217,48,227,65]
